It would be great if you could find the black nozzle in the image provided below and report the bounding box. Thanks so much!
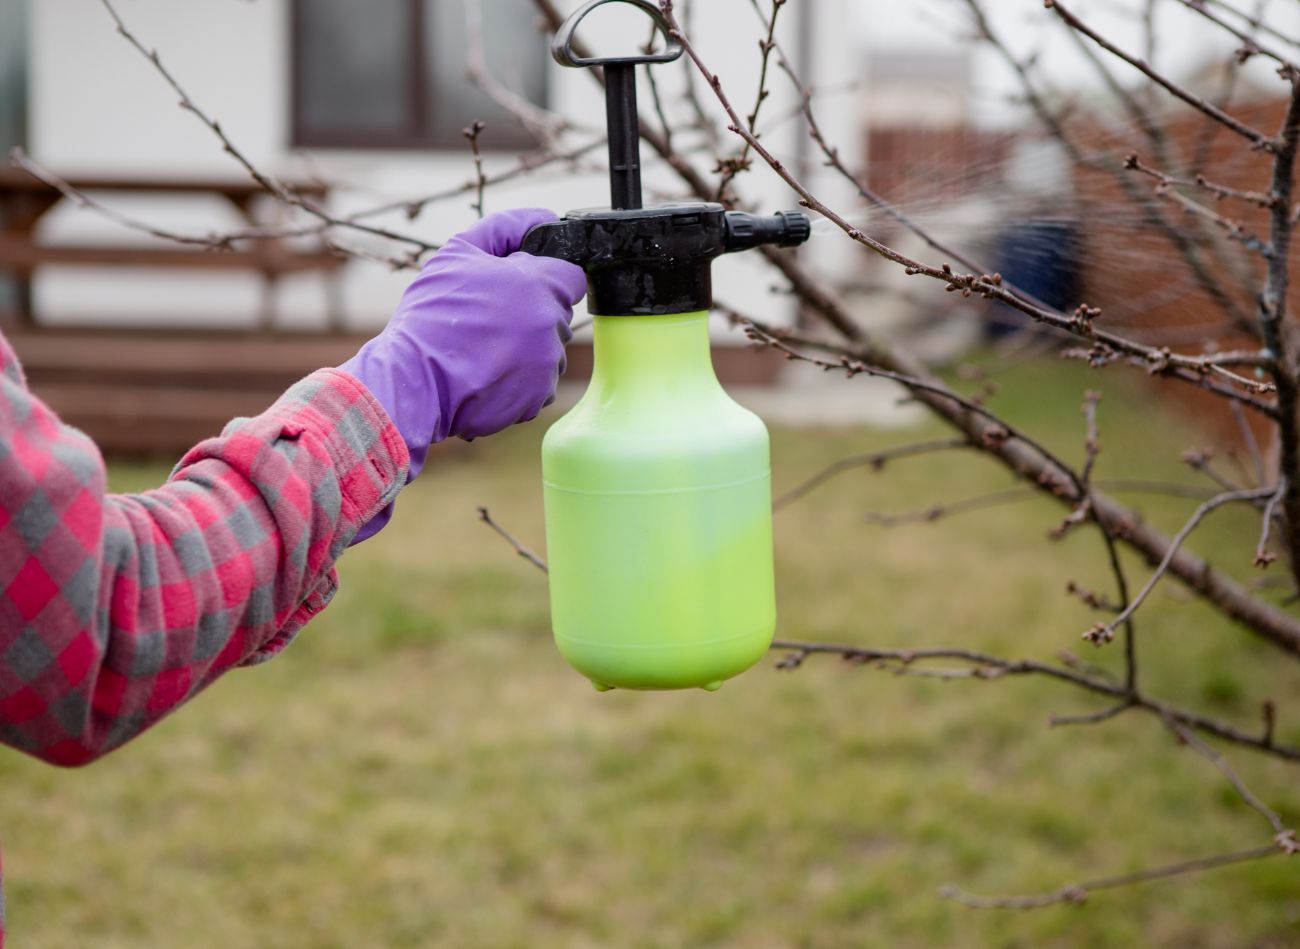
[723,210,812,252]
[522,205,813,315]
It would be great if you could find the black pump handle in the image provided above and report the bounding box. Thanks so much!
[550,0,684,68]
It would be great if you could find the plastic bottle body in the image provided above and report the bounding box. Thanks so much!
[542,311,775,691]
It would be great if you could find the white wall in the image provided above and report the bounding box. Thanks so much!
[26,0,861,335]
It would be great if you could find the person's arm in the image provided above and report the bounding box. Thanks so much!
[0,209,585,766]
[0,337,407,765]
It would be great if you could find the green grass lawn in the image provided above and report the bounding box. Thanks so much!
[2,356,1298,947]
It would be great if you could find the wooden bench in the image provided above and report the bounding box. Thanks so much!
[5,326,372,456]
[0,169,344,330]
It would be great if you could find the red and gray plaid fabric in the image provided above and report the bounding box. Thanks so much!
[0,331,408,946]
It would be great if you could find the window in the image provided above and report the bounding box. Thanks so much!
[291,0,547,150]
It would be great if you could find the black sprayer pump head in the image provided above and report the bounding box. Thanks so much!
[520,0,811,316]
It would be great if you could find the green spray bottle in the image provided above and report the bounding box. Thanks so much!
[521,0,810,692]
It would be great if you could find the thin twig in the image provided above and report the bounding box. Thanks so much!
[1255,480,1286,567]
[1066,580,1123,614]
[1091,479,1219,500]
[773,438,971,510]
[1164,716,1298,848]
[1183,448,1246,491]
[1062,11,1180,187]
[1126,152,1280,210]
[1071,389,1139,688]
[463,120,488,219]
[1050,701,1135,727]
[476,506,548,574]
[675,0,723,150]
[1133,171,1269,252]
[1085,487,1274,645]
[939,844,1284,908]
[714,0,786,202]
[863,488,1043,527]
[1081,390,1102,489]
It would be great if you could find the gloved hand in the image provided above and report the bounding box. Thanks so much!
[340,208,587,543]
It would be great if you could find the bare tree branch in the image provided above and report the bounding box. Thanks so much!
[939,844,1284,908]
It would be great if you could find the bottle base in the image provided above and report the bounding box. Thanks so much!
[589,678,725,693]
[558,624,772,693]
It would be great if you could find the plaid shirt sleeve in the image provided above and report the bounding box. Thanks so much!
[0,332,408,769]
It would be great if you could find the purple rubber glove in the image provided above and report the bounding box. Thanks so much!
[340,208,587,543]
